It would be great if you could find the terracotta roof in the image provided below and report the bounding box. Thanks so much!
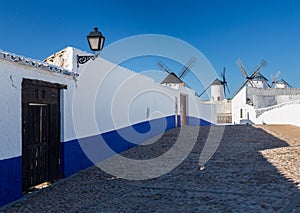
[161,72,183,84]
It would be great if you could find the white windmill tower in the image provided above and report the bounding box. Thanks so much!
[270,71,292,89]
[274,79,291,89]
[158,57,196,88]
[210,78,224,101]
[198,67,230,101]
[210,68,229,101]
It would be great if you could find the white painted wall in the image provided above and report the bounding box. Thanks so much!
[232,87,246,124]
[276,94,300,104]
[72,57,216,139]
[72,57,179,139]
[232,85,300,126]
[250,80,268,89]
[256,104,300,126]
[0,58,75,160]
[275,83,289,89]
[1,47,217,161]
[211,84,224,101]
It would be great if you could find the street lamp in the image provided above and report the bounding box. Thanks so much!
[77,27,105,67]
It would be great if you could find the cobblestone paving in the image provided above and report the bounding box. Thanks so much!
[1,125,300,212]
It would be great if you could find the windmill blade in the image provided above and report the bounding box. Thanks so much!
[235,80,248,95]
[271,74,275,83]
[237,58,249,78]
[195,92,201,97]
[247,79,255,87]
[223,82,226,96]
[222,80,230,96]
[221,67,230,96]
[250,59,268,78]
[157,61,171,73]
[221,67,227,83]
[271,70,281,86]
[225,83,230,94]
[178,57,196,79]
[198,85,211,98]
[274,70,281,80]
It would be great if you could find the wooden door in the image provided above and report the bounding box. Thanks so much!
[175,97,178,127]
[22,79,64,192]
[180,94,187,126]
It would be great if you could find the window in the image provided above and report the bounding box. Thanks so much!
[240,109,243,119]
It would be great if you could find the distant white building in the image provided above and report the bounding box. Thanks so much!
[160,72,185,89]
[231,73,300,126]
[274,78,291,89]
[248,72,269,89]
[201,78,232,124]
[210,78,225,101]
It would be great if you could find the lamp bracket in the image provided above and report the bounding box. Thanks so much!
[77,54,99,67]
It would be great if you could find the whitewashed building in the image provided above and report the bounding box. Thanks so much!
[274,78,291,89]
[0,47,216,206]
[231,73,300,126]
[200,78,232,124]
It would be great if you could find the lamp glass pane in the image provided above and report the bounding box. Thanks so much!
[88,37,100,50]
[99,38,104,50]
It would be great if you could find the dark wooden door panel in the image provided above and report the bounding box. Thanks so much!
[22,79,62,192]
[24,105,50,188]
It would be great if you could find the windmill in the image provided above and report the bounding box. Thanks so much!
[157,57,196,87]
[220,67,230,96]
[197,67,230,99]
[270,70,281,87]
[237,58,268,88]
[178,57,196,79]
[157,60,172,74]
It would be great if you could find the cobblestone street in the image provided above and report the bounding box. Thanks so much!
[1,125,300,212]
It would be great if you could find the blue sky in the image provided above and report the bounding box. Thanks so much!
[0,0,299,97]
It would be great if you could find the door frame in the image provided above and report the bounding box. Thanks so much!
[180,93,187,126]
[22,79,66,192]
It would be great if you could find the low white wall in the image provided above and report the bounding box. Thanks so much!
[257,104,300,126]
[276,94,300,104]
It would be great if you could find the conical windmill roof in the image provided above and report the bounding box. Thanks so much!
[276,78,292,87]
[211,78,223,86]
[161,72,183,84]
[276,78,288,84]
[252,72,268,81]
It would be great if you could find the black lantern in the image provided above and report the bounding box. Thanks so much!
[87,27,105,52]
[77,27,105,67]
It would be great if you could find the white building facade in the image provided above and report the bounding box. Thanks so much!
[0,47,216,206]
[232,83,300,126]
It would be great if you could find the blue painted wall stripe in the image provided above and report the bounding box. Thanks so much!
[187,116,212,126]
[0,115,212,207]
[61,115,176,177]
[61,115,212,177]
[0,156,22,207]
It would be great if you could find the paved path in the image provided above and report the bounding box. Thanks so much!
[1,125,300,212]
[257,124,300,145]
